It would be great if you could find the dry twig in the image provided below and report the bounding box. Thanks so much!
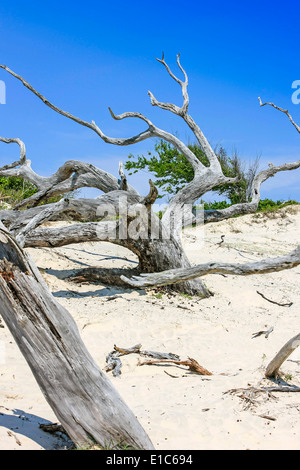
[257,291,293,307]
[138,356,213,376]
[252,326,274,339]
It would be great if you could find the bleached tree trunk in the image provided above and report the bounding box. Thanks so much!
[0,224,154,450]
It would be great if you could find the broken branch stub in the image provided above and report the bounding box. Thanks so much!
[265,332,300,378]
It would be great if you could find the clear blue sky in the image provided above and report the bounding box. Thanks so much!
[0,0,299,202]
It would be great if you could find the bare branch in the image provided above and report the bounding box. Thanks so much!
[0,64,201,172]
[0,191,144,235]
[108,106,202,172]
[24,221,120,248]
[0,157,140,208]
[121,245,300,288]
[265,332,300,378]
[138,356,213,376]
[0,64,98,131]
[15,198,71,247]
[259,97,300,134]
[149,53,189,113]
[156,52,186,87]
[203,158,300,223]
[0,137,26,167]
[108,107,153,127]
[150,54,220,170]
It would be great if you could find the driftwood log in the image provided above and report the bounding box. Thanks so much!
[0,225,153,450]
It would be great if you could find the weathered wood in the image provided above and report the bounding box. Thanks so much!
[265,332,300,378]
[105,343,181,377]
[1,55,300,297]
[202,158,300,223]
[0,227,153,449]
[138,357,213,376]
[252,327,274,339]
[120,245,300,288]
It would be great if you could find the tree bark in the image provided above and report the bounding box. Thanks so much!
[0,226,153,450]
[23,220,211,297]
[123,236,211,297]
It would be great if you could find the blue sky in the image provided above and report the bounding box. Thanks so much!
[0,0,299,202]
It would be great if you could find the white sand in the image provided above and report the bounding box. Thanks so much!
[0,206,299,450]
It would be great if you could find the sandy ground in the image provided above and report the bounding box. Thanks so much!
[0,205,299,450]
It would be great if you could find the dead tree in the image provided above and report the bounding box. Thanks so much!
[0,54,299,449]
[0,221,153,449]
[0,56,300,298]
[118,91,300,288]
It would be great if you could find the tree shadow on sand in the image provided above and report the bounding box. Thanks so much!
[0,408,73,449]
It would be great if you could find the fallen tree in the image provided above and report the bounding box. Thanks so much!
[0,221,153,449]
[1,55,299,297]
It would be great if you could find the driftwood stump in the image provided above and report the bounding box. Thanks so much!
[265,332,300,378]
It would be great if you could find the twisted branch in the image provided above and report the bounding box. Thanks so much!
[0,137,26,166]
[0,64,202,173]
[121,245,300,288]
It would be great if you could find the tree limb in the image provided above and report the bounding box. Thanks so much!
[265,332,300,378]
[121,245,300,288]
[0,156,140,208]
[0,64,202,174]
[0,137,26,165]
[15,198,71,247]
[149,53,220,171]
[258,97,300,134]
[203,158,300,223]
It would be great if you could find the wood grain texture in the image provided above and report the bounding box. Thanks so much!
[0,227,153,449]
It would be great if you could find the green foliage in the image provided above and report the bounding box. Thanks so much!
[0,176,37,206]
[0,176,78,208]
[202,200,231,210]
[125,140,258,204]
[212,147,253,204]
[200,198,299,213]
[125,140,197,198]
[257,198,299,212]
